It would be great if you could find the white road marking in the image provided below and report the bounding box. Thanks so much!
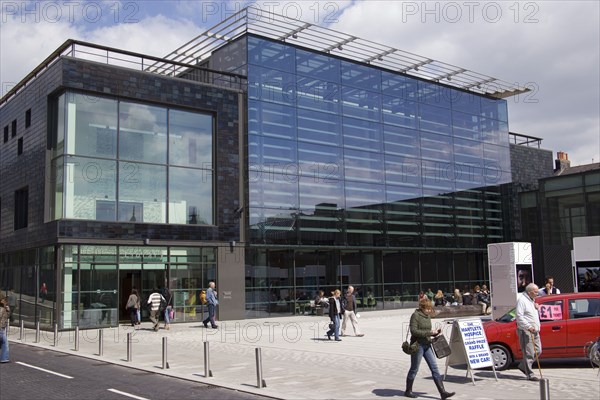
[107,389,150,400]
[16,362,74,379]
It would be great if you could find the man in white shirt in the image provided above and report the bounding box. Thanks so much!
[515,283,541,381]
[147,288,165,332]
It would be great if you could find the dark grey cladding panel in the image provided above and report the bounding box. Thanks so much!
[58,220,219,241]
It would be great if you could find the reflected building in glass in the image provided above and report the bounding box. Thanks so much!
[0,7,549,327]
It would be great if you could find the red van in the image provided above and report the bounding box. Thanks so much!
[483,292,600,370]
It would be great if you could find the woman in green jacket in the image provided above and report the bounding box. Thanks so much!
[405,298,455,399]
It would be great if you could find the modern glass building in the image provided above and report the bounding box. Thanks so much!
[1,7,536,328]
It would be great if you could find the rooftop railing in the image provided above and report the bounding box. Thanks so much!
[509,132,543,148]
[0,39,247,107]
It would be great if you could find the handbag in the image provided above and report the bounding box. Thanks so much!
[402,329,419,355]
[431,333,451,358]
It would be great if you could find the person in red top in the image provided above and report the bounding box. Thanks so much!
[40,283,48,303]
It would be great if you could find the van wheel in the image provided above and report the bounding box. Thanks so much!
[490,344,512,371]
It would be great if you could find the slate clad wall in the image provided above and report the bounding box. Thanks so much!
[1,57,241,252]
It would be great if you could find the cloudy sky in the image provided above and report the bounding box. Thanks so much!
[1,0,598,165]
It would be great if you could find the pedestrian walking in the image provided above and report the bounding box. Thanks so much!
[147,288,165,332]
[516,283,542,381]
[0,293,10,363]
[341,286,364,337]
[326,289,344,341]
[163,287,173,330]
[40,283,48,303]
[202,282,219,329]
[125,289,139,327]
[404,298,455,399]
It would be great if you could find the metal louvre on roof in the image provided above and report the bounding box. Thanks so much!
[155,6,528,99]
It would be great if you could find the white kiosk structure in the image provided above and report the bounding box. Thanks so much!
[573,236,600,292]
[487,242,533,319]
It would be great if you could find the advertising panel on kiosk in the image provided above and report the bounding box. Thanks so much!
[487,242,533,320]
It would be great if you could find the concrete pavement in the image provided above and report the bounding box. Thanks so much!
[6,309,600,399]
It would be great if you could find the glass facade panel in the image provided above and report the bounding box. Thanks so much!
[299,177,344,211]
[481,97,508,122]
[64,157,117,220]
[249,172,299,209]
[297,109,342,146]
[452,91,481,115]
[452,110,480,141]
[385,155,422,188]
[342,117,383,152]
[341,60,381,91]
[481,118,509,146]
[119,163,166,223]
[248,100,297,140]
[297,141,342,180]
[381,71,417,100]
[296,49,340,82]
[418,81,451,109]
[418,103,452,135]
[169,109,213,168]
[342,87,381,121]
[64,93,118,158]
[344,149,384,183]
[420,131,453,162]
[382,96,417,128]
[383,125,420,158]
[248,36,295,73]
[169,166,213,225]
[248,65,296,105]
[345,181,385,209]
[249,135,298,174]
[119,102,167,163]
[296,77,340,113]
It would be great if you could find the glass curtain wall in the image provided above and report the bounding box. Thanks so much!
[50,92,214,226]
[246,36,511,248]
[0,247,55,328]
[244,249,487,317]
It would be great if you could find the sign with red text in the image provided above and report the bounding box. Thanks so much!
[539,304,562,320]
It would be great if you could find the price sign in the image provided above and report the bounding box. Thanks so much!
[539,304,562,320]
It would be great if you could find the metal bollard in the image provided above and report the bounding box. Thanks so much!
[35,321,40,343]
[74,326,79,351]
[98,329,104,356]
[203,341,212,377]
[53,323,59,346]
[540,378,550,400]
[19,320,24,341]
[162,337,169,369]
[127,332,132,362]
[255,347,266,388]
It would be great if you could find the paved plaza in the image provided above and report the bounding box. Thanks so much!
[6,309,600,399]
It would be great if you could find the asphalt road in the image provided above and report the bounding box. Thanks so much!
[0,342,271,400]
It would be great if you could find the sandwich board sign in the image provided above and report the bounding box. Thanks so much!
[444,318,497,385]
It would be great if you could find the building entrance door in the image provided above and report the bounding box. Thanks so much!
[120,270,141,320]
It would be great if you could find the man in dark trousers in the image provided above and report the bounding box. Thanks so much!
[203,281,219,329]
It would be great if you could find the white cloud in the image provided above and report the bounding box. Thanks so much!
[1,0,598,164]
